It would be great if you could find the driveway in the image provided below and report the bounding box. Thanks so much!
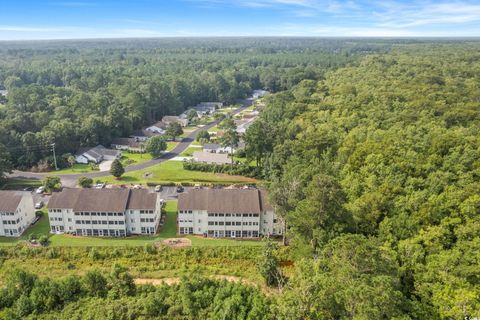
[99,160,113,172]
[7,98,254,186]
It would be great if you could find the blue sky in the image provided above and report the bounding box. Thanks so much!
[1,0,480,40]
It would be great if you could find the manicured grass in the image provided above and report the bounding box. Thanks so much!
[1,178,42,190]
[180,146,201,157]
[0,209,50,245]
[208,125,220,133]
[54,164,96,174]
[103,160,257,185]
[166,141,178,151]
[121,152,154,167]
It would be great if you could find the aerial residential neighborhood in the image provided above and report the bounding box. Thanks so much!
[0,1,477,316]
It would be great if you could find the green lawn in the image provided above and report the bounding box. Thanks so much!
[121,152,154,167]
[50,163,96,175]
[0,208,50,245]
[208,125,220,133]
[1,178,42,190]
[103,160,257,185]
[180,146,201,157]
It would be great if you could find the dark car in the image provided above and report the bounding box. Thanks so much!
[176,186,184,193]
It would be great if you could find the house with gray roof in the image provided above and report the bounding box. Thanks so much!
[177,188,283,238]
[75,145,122,164]
[0,191,36,237]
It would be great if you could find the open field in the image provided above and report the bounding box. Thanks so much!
[103,160,257,185]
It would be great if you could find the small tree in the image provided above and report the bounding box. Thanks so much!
[110,159,125,179]
[38,235,49,247]
[196,130,210,143]
[67,155,76,168]
[258,240,285,288]
[166,122,183,141]
[43,176,61,193]
[78,176,93,188]
[220,129,239,164]
[145,136,167,158]
[187,109,199,124]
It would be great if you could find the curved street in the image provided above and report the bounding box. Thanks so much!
[8,99,253,187]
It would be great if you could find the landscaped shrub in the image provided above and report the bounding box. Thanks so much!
[182,160,261,178]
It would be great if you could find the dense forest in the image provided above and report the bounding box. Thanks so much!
[1,38,480,319]
[0,38,380,171]
[245,42,480,319]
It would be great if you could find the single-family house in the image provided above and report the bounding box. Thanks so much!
[203,143,235,154]
[162,116,189,127]
[235,118,255,134]
[177,188,283,238]
[193,151,230,164]
[145,121,167,135]
[0,90,8,97]
[111,138,143,151]
[75,145,122,164]
[0,191,36,237]
[253,90,270,99]
[48,188,162,236]
[130,129,162,142]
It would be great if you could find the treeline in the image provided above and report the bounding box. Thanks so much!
[0,38,377,170]
[0,267,270,320]
[245,43,480,318]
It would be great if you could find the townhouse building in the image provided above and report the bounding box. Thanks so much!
[48,188,162,237]
[0,191,36,237]
[177,188,283,238]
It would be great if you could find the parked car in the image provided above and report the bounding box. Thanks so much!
[35,201,44,209]
[154,185,163,192]
[176,186,184,193]
[36,186,45,194]
[94,183,105,189]
[23,187,33,191]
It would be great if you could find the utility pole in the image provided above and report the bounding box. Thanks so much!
[51,143,58,171]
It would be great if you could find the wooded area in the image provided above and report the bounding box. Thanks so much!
[1,38,480,319]
[245,42,480,319]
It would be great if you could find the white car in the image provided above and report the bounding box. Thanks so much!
[35,201,44,209]
[36,186,45,194]
[154,185,162,192]
[95,183,105,189]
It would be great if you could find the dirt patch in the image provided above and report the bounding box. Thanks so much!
[134,275,251,287]
[135,278,180,286]
[161,238,192,248]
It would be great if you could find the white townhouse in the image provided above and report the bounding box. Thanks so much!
[0,191,36,237]
[48,188,162,237]
[177,188,283,238]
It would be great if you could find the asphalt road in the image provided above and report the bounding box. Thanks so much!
[8,98,254,187]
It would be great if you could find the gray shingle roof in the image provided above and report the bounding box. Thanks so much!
[0,191,23,212]
[49,188,157,212]
[178,189,272,213]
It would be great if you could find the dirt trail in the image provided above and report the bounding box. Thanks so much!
[134,275,253,286]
